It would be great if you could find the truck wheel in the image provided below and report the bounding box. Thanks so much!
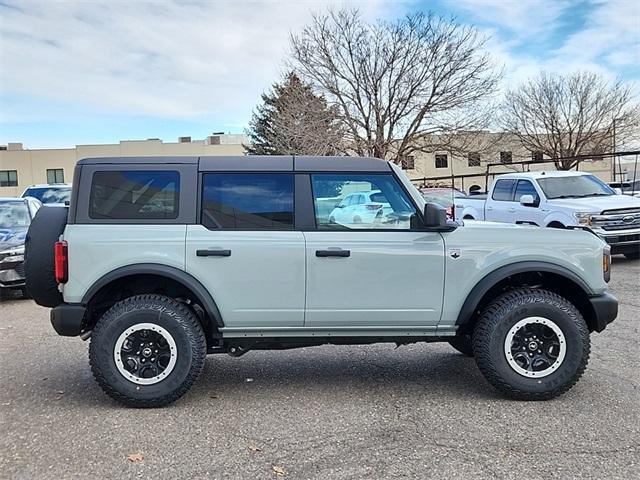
[473,288,590,400]
[89,294,206,408]
[448,334,474,357]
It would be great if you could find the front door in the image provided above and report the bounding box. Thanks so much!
[186,172,305,328]
[304,173,445,328]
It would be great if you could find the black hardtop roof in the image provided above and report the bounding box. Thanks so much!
[76,155,391,172]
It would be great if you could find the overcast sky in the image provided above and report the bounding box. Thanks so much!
[1,0,638,148]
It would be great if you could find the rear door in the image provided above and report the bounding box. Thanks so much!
[186,171,305,328]
[487,179,517,223]
[304,172,445,328]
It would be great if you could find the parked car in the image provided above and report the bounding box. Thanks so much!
[609,180,640,198]
[0,197,41,297]
[25,156,617,407]
[21,184,71,206]
[455,171,640,259]
[328,190,403,227]
[419,188,467,219]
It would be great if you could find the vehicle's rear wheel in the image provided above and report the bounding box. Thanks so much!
[473,288,590,400]
[448,333,474,357]
[623,251,639,260]
[89,294,206,408]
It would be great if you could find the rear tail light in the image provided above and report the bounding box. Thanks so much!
[447,206,454,219]
[54,240,68,284]
[366,204,383,210]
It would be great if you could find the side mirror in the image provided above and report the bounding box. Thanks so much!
[613,188,623,195]
[519,194,536,207]
[423,202,447,227]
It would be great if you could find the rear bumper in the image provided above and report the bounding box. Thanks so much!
[50,303,87,336]
[589,293,618,332]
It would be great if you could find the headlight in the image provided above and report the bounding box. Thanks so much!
[573,212,597,226]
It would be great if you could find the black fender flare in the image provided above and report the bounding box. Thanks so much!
[455,261,594,326]
[82,264,224,327]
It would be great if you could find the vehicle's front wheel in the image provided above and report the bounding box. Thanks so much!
[473,288,590,400]
[89,294,206,408]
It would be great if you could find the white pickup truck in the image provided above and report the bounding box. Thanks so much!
[455,171,640,259]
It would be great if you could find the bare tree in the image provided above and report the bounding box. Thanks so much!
[245,72,343,155]
[502,72,640,170]
[289,9,501,163]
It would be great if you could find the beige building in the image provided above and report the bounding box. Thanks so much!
[402,132,613,191]
[0,134,247,197]
[1,131,616,198]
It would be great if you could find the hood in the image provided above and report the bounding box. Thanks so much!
[0,226,28,252]
[547,194,640,213]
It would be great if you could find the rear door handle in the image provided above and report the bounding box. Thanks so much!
[196,249,231,257]
[316,249,350,258]
[508,208,516,213]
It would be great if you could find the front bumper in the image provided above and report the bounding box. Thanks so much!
[51,304,87,336]
[0,255,26,288]
[592,226,640,254]
[589,293,618,332]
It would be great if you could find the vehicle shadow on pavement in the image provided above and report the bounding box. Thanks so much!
[187,346,499,402]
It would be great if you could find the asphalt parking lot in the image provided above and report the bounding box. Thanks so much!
[1,259,638,479]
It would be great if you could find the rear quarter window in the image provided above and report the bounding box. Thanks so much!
[89,170,180,219]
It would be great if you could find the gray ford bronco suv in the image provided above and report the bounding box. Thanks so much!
[25,156,618,407]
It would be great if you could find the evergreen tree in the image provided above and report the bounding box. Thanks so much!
[246,73,343,155]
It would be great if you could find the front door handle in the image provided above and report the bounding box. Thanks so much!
[316,249,350,258]
[508,208,516,213]
[196,249,231,257]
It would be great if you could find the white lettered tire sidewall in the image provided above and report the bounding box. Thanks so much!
[89,295,206,407]
[473,289,590,400]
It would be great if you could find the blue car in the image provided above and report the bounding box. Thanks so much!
[0,197,42,297]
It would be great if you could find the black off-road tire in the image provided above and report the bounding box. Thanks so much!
[473,288,590,400]
[89,294,206,408]
[24,206,68,307]
[448,333,474,357]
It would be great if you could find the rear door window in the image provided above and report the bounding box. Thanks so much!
[491,179,516,201]
[89,171,180,219]
[201,173,294,230]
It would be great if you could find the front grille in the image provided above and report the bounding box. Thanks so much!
[14,263,25,277]
[591,210,640,231]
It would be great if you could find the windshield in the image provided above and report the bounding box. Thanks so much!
[23,187,71,204]
[0,201,30,229]
[538,175,615,199]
